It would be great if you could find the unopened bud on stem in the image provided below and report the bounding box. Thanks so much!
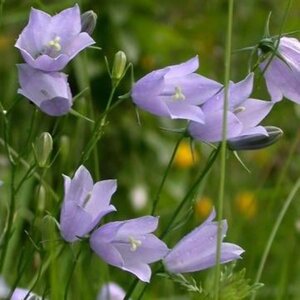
[111,51,127,86]
[228,126,283,151]
[33,132,53,167]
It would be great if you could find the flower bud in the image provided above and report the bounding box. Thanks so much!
[81,10,97,35]
[36,185,46,214]
[228,126,283,151]
[111,51,127,85]
[258,37,276,54]
[33,132,53,167]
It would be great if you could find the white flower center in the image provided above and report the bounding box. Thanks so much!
[47,36,62,52]
[128,236,142,251]
[172,86,186,101]
[234,106,246,114]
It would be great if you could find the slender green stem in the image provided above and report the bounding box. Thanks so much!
[0,138,59,201]
[214,0,234,299]
[151,134,185,215]
[161,146,220,239]
[251,177,300,300]
[29,244,66,288]
[124,278,139,300]
[0,164,16,273]
[64,247,82,300]
[79,86,117,166]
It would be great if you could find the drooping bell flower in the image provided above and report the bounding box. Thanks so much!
[17,64,73,116]
[259,36,300,103]
[15,4,95,72]
[90,216,169,282]
[60,165,117,242]
[188,73,274,143]
[97,283,126,300]
[131,56,222,123]
[163,209,244,274]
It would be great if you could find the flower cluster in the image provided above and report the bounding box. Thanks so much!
[15,5,95,116]
[59,165,242,283]
[132,55,283,150]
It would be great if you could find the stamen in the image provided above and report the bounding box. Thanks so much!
[128,236,142,251]
[47,36,62,52]
[172,86,186,100]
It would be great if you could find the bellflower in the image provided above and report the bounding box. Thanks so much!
[163,209,244,274]
[17,64,72,116]
[97,283,126,300]
[259,36,300,103]
[15,4,95,72]
[90,216,169,282]
[131,56,222,123]
[11,288,42,300]
[60,165,117,242]
[188,73,274,143]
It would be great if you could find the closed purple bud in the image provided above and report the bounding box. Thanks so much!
[259,36,300,103]
[17,64,73,116]
[163,209,244,274]
[188,73,274,143]
[60,165,117,242]
[15,4,95,72]
[97,283,125,300]
[228,126,283,150]
[131,56,222,123]
[90,216,169,282]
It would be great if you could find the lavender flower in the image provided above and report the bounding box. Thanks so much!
[11,288,42,300]
[131,56,222,123]
[90,216,169,282]
[60,165,117,242]
[17,64,73,116]
[15,5,95,72]
[97,283,125,300]
[188,73,273,142]
[259,37,300,103]
[163,210,244,274]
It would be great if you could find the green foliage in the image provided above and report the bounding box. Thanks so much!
[160,264,263,300]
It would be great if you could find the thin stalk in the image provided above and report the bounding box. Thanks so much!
[151,134,185,215]
[251,177,300,300]
[214,0,234,299]
[0,138,59,201]
[0,164,16,273]
[79,86,117,165]
[28,244,66,288]
[64,247,82,300]
[160,146,220,240]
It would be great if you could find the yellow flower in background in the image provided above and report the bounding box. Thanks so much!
[234,191,257,219]
[174,141,199,168]
[195,196,213,219]
[0,35,12,50]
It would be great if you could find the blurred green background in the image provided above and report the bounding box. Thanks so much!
[0,0,300,299]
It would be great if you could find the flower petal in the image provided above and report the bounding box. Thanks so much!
[165,56,199,79]
[60,201,92,242]
[188,111,243,142]
[235,98,273,129]
[166,101,205,123]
